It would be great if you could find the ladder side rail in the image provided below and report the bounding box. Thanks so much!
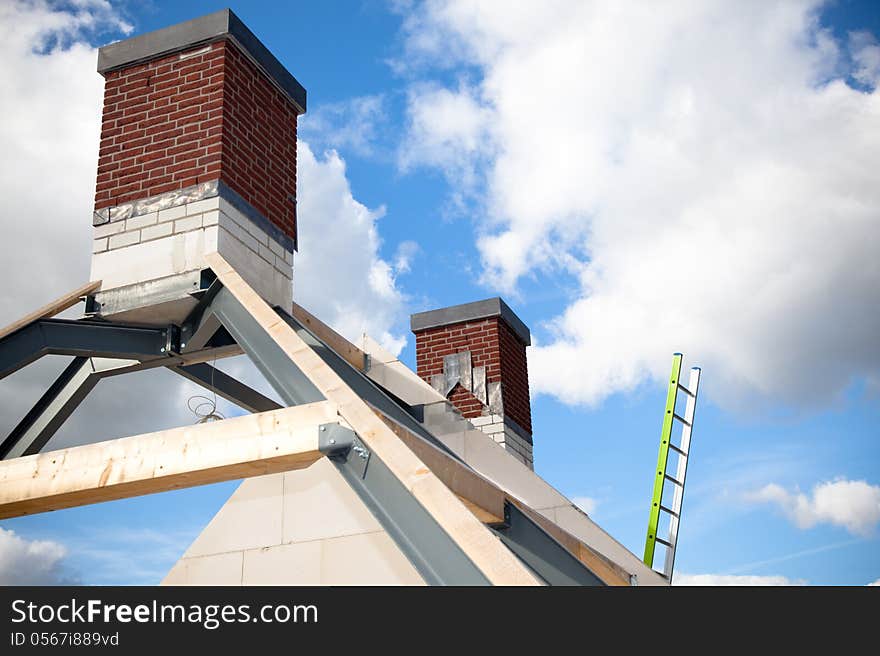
[662,366,701,580]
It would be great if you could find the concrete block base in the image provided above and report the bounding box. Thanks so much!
[90,188,293,325]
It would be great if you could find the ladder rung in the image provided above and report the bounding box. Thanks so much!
[677,384,695,397]
[655,537,673,548]
[668,443,688,457]
[664,474,684,486]
[672,413,692,427]
[659,505,679,518]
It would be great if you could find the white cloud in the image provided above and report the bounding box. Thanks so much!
[0,0,127,320]
[572,496,598,516]
[400,82,494,197]
[299,94,388,157]
[748,479,880,536]
[868,579,880,586]
[394,240,420,274]
[397,0,880,409]
[0,527,75,585]
[674,573,804,586]
[295,142,409,354]
[850,31,880,87]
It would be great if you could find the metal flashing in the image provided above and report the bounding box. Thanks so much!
[91,180,296,253]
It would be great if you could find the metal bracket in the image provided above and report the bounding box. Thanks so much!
[318,423,355,455]
[319,423,370,479]
[180,275,223,352]
[163,324,180,354]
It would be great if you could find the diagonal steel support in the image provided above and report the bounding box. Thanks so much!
[170,363,282,414]
[1,357,139,460]
[0,319,169,381]
[492,502,605,586]
[319,423,490,586]
[207,283,490,585]
[180,275,224,353]
[205,287,325,406]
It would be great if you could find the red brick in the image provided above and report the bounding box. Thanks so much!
[94,39,298,244]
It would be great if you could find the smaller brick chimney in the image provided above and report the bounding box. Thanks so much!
[411,298,533,468]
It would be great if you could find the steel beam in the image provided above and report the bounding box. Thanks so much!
[206,287,325,405]
[0,319,169,380]
[493,502,605,586]
[170,363,282,414]
[179,276,224,353]
[320,424,491,586]
[1,357,139,460]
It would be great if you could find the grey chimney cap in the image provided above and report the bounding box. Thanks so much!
[97,8,306,114]
[410,297,531,346]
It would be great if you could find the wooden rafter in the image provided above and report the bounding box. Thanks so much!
[0,401,338,520]
[0,280,101,341]
[292,302,367,372]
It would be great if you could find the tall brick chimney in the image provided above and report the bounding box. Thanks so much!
[89,10,305,324]
[411,298,534,468]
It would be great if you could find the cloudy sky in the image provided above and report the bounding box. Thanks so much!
[0,0,877,586]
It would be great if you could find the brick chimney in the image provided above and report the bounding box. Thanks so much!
[411,298,534,468]
[88,9,305,324]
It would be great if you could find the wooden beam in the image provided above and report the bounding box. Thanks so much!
[0,281,101,341]
[292,302,367,371]
[0,401,338,520]
[207,252,540,586]
[378,410,633,586]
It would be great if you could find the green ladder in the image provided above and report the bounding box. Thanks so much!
[643,353,701,580]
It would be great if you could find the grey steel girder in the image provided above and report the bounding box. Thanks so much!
[170,363,282,414]
[204,287,325,406]
[493,502,605,586]
[319,423,491,586]
[1,357,139,460]
[0,319,169,381]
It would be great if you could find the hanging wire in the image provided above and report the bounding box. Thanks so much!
[187,357,225,423]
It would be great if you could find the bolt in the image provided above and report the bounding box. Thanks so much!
[320,426,326,431]
[181,342,186,348]
[329,439,336,445]
[160,347,166,353]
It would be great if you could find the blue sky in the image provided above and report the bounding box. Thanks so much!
[0,0,878,586]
